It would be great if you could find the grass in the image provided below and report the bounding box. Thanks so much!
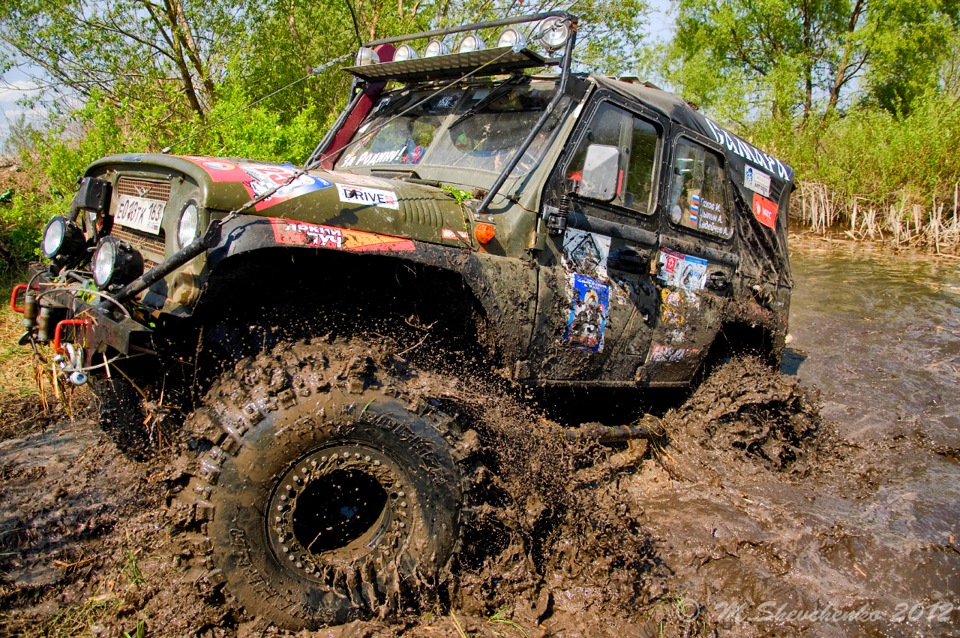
[795,180,960,254]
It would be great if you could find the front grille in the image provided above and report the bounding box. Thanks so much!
[112,177,171,269]
[116,177,171,201]
[110,226,165,270]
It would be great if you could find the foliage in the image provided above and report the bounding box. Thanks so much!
[660,0,959,122]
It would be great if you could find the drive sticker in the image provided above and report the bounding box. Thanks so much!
[179,157,332,211]
[270,218,415,252]
[752,193,779,230]
[647,345,701,363]
[337,184,400,210]
[690,193,700,225]
[564,273,610,353]
[562,227,611,280]
[658,249,708,291]
[744,166,771,197]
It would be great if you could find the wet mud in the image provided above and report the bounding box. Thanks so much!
[1,242,959,637]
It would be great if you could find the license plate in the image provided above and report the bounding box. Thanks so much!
[114,194,165,234]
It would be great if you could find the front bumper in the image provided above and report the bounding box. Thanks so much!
[24,264,152,366]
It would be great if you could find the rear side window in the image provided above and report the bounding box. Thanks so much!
[668,140,731,238]
[566,102,661,215]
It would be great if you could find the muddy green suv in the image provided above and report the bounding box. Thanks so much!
[12,12,794,630]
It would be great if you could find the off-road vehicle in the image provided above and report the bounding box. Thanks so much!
[12,11,794,629]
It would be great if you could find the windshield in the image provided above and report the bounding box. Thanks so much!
[335,79,566,176]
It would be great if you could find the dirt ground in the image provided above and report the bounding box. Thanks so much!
[1,244,958,637]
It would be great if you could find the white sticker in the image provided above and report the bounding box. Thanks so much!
[336,184,399,209]
[744,166,771,197]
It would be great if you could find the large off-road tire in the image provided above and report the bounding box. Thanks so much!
[179,339,464,630]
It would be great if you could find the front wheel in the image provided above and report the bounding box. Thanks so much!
[180,340,463,629]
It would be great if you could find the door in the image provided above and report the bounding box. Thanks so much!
[528,98,666,384]
[640,133,739,386]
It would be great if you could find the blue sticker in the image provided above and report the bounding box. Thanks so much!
[565,274,610,353]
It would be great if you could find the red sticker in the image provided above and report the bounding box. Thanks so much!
[269,218,415,253]
[752,193,778,230]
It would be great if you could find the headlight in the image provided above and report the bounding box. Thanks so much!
[92,237,144,290]
[41,216,86,261]
[177,202,200,248]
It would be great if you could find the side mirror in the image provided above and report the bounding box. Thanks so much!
[579,144,620,201]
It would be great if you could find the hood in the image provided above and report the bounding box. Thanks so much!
[87,154,472,247]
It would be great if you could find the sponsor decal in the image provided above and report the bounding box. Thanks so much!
[752,193,779,230]
[744,166,772,197]
[647,345,702,363]
[658,249,708,291]
[703,118,792,181]
[442,228,469,241]
[336,184,400,210]
[562,227,611,280]
[564,274,610,353]
[179,157,332,211]
[269,218,415,253]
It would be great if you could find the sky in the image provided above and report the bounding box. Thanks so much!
[0,1,675,149]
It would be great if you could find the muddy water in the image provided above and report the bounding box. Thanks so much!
[632,243,960,637]
[786,243,960,448]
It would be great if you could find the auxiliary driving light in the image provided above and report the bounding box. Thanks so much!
[41,216,86,262]
[177,201,200,248]
[393,44,419,62]
[534,17,571,52]
[457,34,486,54]
[496,28,527,50]
[355,47,380,66]
[424,39,450,58]
[92,237,144,290]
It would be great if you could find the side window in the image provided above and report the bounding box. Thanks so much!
[566,102,661,215]
[668,140,731,238]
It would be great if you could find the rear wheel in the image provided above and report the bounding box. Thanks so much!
[180,339,463,629]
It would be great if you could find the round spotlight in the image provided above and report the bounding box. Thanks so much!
[497,28,527,50]
[41,216,86,261]
[177,201,200,249]
[424,39,450,58]
[457,34,485,54]
[535,17,571,52]
[92,237,144,290]
[354,47,380,66]
[393,44,419,62]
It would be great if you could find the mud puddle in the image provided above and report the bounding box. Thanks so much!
[1,242,959,637]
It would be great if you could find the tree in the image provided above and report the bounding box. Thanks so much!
[0,0,247,121]
[659,0,959,121]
